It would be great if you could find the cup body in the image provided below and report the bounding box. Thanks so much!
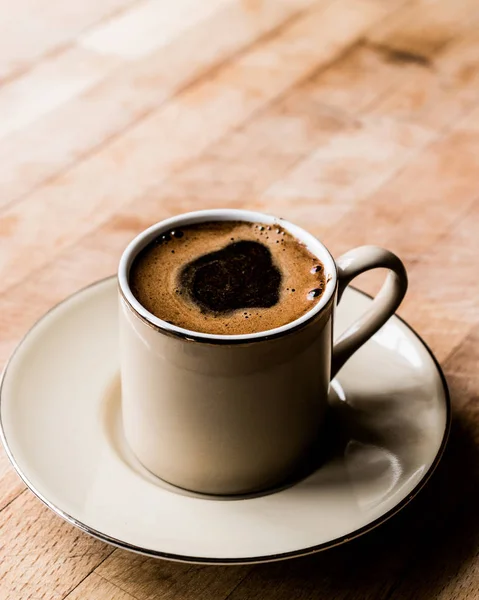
[118,210,338,495]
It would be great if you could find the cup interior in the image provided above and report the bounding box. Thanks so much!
[118,209,338,341]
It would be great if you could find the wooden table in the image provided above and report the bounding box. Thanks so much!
[1,0,478,597]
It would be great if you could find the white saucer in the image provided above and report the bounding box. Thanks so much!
[0,277,450,564]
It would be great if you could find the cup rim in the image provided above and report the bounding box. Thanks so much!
[118,209,338,343]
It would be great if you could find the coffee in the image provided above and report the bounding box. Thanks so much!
[129,221,326,335]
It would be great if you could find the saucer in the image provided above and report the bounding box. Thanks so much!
[0,277,450,564]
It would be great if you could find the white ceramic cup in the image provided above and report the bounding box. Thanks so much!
[118,209,408,495]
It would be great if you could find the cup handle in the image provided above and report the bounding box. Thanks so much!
[331,245,408,378]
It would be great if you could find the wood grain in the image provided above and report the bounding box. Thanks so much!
[0,0,478,598]
[96,552,251,600]
[0,493,112,600]
[64,573,138,600]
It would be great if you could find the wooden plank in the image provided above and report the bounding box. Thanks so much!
[261,115,433,228]
[0,47,121,140]
[65,573,139,600]
[221,551,401,600]
[399,197,479,360]
[96,550,251,600]
[153,41,435,214]
[325,107,479,263]
[0,492,113,600]
[297,42,419,115]
[0,0,140,83]
[79,0,232,59]
[367,0,479,60]
[259,28,479,233]
[369,30,479,130]
[0,461,24,511]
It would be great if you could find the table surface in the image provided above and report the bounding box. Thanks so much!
[1,0,478,598]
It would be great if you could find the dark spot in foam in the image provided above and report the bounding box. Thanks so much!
[180,241,281,313]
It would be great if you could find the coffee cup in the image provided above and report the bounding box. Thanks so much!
[118,209,407,495]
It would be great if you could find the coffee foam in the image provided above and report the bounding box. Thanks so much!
[129,221,326,335]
